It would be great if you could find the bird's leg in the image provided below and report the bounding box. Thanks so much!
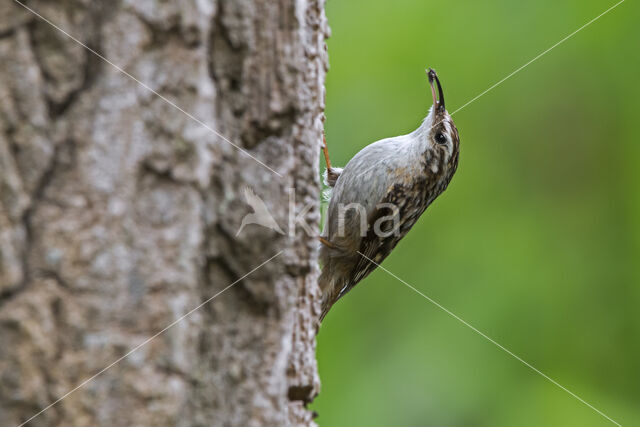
[322,130,332,170]
[322,130,342,187]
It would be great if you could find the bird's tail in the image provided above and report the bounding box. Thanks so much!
[320,296,335,322]
[318,267,331,321]
[318,261,346,321]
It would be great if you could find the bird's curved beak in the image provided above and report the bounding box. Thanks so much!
[427,68,445,113]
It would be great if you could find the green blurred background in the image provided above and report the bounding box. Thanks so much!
[313,0,640,425]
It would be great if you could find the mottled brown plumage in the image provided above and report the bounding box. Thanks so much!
[319,69,460,320]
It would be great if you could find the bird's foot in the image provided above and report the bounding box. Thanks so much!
[323,167,343,187]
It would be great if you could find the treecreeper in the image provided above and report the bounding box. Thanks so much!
[319,69,460,320]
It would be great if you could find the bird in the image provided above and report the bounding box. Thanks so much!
[318,69,460,320]
[236,186,284,236]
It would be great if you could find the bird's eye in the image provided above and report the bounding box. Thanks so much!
[434,132,447,145]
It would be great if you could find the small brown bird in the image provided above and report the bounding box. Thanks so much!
[319,69,460,320]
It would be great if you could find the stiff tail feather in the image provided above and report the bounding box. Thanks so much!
[318,264,348,321]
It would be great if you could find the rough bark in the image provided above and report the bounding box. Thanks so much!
[0,0,328,425]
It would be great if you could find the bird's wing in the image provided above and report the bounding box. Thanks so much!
[344,212,401,295]
[341,173,432,299]
[333,183,409,300]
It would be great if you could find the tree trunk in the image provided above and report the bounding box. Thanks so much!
[0,1,328,425]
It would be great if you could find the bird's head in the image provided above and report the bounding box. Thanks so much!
[422,68,460,177]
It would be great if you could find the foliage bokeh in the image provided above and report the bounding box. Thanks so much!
[314,0,640,425]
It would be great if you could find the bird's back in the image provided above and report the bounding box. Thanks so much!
[325,134,417,240]
[319,133,425,318]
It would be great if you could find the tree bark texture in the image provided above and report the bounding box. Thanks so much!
[0,0,328,425]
